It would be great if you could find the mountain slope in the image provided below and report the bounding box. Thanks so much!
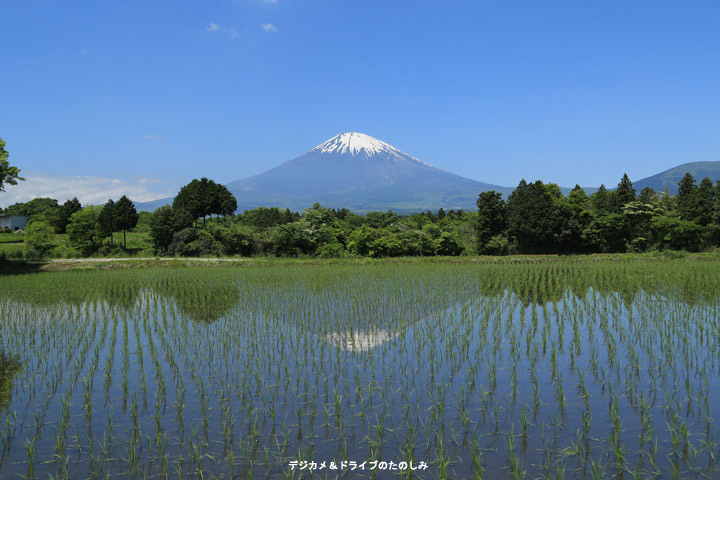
[222,132,510,212]
[633,161,720,194]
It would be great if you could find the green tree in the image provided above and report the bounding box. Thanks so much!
[173,179,204,226]
[676,173,698,221]
[272,222,314,256]
[67,207,101,256]
[582,213,626,253]
[98,199,117,246]
[212,184,238,218]
[434,230,462,255]
[149,206,176,254]
[590,184,611,215]
[638,187,657,204]
[209,222,255,256]
[476,191,507,254]
[173,177,237,227]
[5,198,58,219]
[695,177,716,226]
[556,185,592,252]
[114,196,138,249]
[0,138,24,193]
[369,229,403,257]
[622,201,660,251]
[609,174,636,212]
[24,221,56,259]
[56,198,82,234]
[347,225,381,256]
[709,180,720,246]
[507,180,562,253]
[651,214,702,251]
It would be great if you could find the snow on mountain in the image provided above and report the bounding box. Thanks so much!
[308,132,425,163]
[133,132,718,213]
[137,132,509,212]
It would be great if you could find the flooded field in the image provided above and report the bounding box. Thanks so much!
[1,259,719,479]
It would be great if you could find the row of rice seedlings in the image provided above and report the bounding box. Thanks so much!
[1,259,720,478]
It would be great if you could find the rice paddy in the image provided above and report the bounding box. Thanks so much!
[1,258,720,479]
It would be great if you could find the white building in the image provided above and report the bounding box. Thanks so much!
[0,215,29,231]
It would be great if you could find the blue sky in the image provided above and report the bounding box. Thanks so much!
[2,0,720,204]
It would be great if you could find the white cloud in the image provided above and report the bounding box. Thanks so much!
[206,22,241,39]
[261,23,278,32]
[144,133,164,141]
[0,173,175,207]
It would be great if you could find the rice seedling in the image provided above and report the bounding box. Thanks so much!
[1,258,720,478]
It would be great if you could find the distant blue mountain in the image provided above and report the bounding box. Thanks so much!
[633,161,720,194]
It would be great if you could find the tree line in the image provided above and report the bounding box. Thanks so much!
[476,174,720,254]
[3,153,720,258]
[11,196,140,257]
[144,173,720,258]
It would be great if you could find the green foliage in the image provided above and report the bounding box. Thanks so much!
[8,197,81,234]
[7,168,720,260]
[98,199,117,243]
[239,207,299,228]
[695,177,716,226]
[208,222,255,256]
[347,225,380,257]
[651,215,703,252]
[5,197,59,219]
[149,206,177,254]
[590,184,610,215]
[582,213,626,253]
[622,201,660,251]
[611,173,636,212]
[67,207,101,256]
[483,234,509,255]
[0,137,24,192]
[638,187,657,204]
[115,196,138,248]
[676,173,698,221]
[167,227,216,256]
[507,180,562,253]
[134,211,153,232]
[476,190,507,254]
[368,229,403,257]
[23,220,56,259]
[555,186,592,252]
[173,177,238,226]
[56,198,82,234]
[272,222,315,256]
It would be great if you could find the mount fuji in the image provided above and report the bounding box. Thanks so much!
[223,132,508,212]
[137,132,509,213]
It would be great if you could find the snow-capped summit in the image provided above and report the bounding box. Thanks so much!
[210,131,505,212]
[137,132,509,213]
[308,132,421,162]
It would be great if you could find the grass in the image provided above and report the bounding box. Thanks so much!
[0,234,24,244]
[0,257,719,478]
[0,231,155,259]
